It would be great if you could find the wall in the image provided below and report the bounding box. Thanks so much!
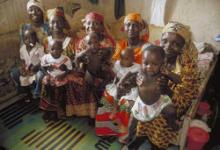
[125,0,220,48]
[0,0,116,35]
[1,0,219,47]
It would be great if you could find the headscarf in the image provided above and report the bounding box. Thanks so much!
[82,12,104,23]
[47,7,70,30]
[162,21,198,73]
[27,0,44,12]
[162,21,191,44]
[124,12,142,24]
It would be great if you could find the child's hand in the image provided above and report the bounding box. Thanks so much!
[56,73,66,80]
[59,64,67,71]
[160,66,170,77]
[136,73,144,86]
[101,63,111,72]
[47,65,53,71]
[29,64,40,73]
[157,76,168,91]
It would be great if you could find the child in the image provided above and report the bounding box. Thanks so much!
[131,44,178,129]
[106,48,141,117]
[95,47,141,142]
[76,32,113,100]
[19,27,45,101]
[40,39,72,121]
[125,44,179,149]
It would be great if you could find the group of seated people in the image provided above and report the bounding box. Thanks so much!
[10,0,199,149]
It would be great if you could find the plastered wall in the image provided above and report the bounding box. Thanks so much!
[125,0,220,48]
[0,0,219,47]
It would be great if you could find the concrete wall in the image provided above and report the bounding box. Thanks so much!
[1,0,219,47]
[125,0,220,48]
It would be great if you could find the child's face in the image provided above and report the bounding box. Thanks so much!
[50,41,63,58]
[120,50,134,67]
[85,34,99,49]
[142,50,163,76]
[23,30,37,48]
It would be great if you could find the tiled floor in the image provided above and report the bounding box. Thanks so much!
[0,100,121,150]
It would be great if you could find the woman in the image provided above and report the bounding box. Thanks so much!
[112,12,149,64]
[20,0,49,45]
[132,21,199,150]
[95,12,148,143]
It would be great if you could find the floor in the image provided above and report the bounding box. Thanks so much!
[0,99,121,150]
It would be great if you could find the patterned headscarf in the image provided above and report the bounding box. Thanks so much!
[27,0,44,12]
[162,21,191,44]
[47,7,65,19]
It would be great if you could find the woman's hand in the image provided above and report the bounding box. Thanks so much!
[157,76,172,95]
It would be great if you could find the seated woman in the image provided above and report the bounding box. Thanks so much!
[46,7,75,64]
[129,21,199,150]
[11,0,48,99]
[75,12,116,102]
[112,12,149,64]
[95,47,141,143]
[40,39,72,121]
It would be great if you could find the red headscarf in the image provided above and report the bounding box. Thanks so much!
[84,12,104,23]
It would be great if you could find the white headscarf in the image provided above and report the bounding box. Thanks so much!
[27,0,44,12]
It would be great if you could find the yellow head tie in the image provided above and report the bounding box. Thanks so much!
[124,12,142,24]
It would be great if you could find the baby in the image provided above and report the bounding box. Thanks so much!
[40,39,72,121]
[131,44,178,129]
[76,32,113,99]
[105,47,141,118]
[76,32,112,76]
[41,39,72,86]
